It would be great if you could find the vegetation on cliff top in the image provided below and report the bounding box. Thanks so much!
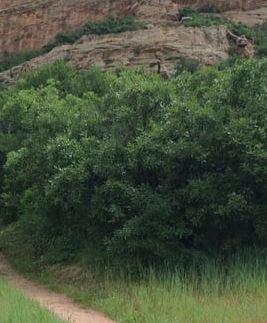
[0,20,266,321]
[180,8,267,57]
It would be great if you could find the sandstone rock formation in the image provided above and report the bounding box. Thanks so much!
[223,4,267,26]
[0,24,232,85]
[0,0,266,57]
[0,0,140,57]
[1,0,266,85]
[70,25,230,71]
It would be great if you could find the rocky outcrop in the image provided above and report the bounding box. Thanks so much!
[136,0,267,23]
[0,0,265,85]
[70,25,231,71]
[0,25,233,85]
[0,0,266,58]
[226,30,254,57]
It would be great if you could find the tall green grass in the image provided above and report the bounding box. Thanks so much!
[13,251,265,323]
[60,252,267,323]
[1,226,267,322]
[0,277,62,323]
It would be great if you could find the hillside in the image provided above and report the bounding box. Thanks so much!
[0,56,266,323]
[0,0,267,86]
[1,2,267,322]
[0,1,266,55]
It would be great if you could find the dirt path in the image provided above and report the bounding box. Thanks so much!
[0,253,115,323]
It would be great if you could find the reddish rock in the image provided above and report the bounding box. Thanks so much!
[0,0,266,58]
[1,24,249,85]
[0,0,140,57]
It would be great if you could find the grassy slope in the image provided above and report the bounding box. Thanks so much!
[0,277,62,323]
[2,233,266,323]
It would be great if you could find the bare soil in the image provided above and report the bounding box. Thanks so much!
[0,253,115,323]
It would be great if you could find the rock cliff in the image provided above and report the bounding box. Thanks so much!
[0,0,266,85]
[0,0,266,57]
[0,24,231,85]
[0,0,139,56]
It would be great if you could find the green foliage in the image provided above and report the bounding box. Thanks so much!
[181,10,225,28]
[179,3,221,14]
[255,21,267,57]
[197,4,221,13]
[179,7,196,18]
[0,16,146,72]
[179,8,267,58]
[55,16,147,45]
[180,8,255,38]
[228,21,256,40]
[2,228,267,323]
[174,57,200,75]
[0,50,46,73]
[0,59,266,263]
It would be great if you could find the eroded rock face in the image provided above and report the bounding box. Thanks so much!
[0,0,264,85]
[223,5,267,26]
[0,0,140,57]
[178,0,266,11]
[135,0,267,22]
[70,25,231,71]
[0,0,266,58]
[0,25,232,85]
[135,0,180,22]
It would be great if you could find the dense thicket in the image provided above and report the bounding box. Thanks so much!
[0,60,266,262]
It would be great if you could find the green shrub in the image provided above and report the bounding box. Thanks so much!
[0,60,266,263]
[197,4,221,13]
[0,50,45,72]
[179,8,224,27]
[54,16,147,46]
[180,8,255,38]
[174,57,200,75]
[255,21,267,57]
[179,7,196,18]
[179,9,267,57]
